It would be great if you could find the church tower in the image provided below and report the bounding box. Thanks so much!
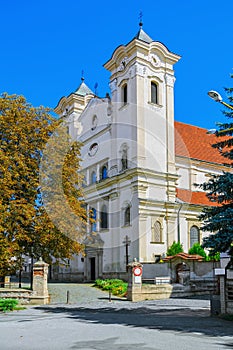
[104,22,181,202]
[103,23,181,263]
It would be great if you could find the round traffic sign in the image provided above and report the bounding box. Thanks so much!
[133,266,142,276]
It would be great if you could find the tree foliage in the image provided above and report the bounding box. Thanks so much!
[166,241,184,256]
[188,243,207,258]
[199,78,233,260]
[0,93,88,276]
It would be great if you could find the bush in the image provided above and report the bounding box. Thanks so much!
[94,279,128,297]
[0,299,18,312]
[166,241,183,256]
[189,243,207,258]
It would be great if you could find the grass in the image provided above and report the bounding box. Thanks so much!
[0,299,19,312]
[94,279,128,297]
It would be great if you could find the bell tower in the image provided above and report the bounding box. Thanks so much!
[104,23,181,201]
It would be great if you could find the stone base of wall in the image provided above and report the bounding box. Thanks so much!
[50,272,84,282]
[102,272,128,281]
[128,284,173,302]
[0,288,49,305]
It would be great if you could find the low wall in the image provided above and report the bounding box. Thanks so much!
[0,288,32,304]
[0,288,50,305]
[142,263,170,281]
[130,284,173,302]
[50,272,84,282]
[226,271,233,314]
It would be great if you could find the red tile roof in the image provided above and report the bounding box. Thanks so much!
[175,121,229,164]
[163,252,204,262]
[176,188,219,207]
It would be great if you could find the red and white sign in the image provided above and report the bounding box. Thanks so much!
[133,266,142,276]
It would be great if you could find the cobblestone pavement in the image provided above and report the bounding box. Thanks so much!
[0,283,232,350]
[48,283,108,304]
[48,282,211,311]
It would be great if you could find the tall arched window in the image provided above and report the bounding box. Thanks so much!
[190,225,200,248]
[151,82,158,104]
[91,208,97,232]
[124,206,131,226]
[91,171,96,184]
[101,165,108,180]
[151,221,162,243]
[100,205,108,229]
[122,84,127,105]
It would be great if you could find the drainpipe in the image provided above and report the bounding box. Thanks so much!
[177,203,183,243]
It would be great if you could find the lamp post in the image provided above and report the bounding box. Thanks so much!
[208,90,233,111]
[207,90,233,134]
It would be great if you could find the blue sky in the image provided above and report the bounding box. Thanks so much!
[1,0,233,129]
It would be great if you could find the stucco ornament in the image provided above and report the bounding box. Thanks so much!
[118,56,129,71]
[148,53,161,67]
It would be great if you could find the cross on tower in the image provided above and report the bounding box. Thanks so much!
[123,235,131,272]
[139,11,143,27]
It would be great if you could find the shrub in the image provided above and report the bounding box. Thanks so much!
[166,241,183,256]
[94,279,128,297]
[189,243,220,261]
[189,243,207,258]
[0,299,18,312]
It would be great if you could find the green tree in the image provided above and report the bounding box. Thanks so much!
[0,93,88,277]
[199,79,233,263]
[166,241,184,256]
[188,243,207,259]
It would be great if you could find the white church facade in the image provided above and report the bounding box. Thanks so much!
[54,25,228,281]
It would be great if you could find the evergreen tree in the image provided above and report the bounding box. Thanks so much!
[199,79,233,263]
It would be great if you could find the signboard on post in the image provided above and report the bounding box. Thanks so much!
[133,266,142,284]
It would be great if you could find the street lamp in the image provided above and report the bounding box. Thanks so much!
[208,90,233,111]
[207,90,233,135]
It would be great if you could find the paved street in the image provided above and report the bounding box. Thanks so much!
[0,283,232,350]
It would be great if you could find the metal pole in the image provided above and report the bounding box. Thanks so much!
[30,255,34,290]
[66,290,70,304]
[126,242,129,272]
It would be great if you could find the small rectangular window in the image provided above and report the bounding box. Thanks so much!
[123,84,127,104]
[151,82,158,104]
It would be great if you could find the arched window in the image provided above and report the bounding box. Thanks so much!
[124,206,131,226]
[151,82,158,104]
[91,171,96,184]
[100,205,108,229]
[190,225,200,247]
[101,166,108,180]
[151,221,162,243]
[91,208,97,232]
[122,84,127,105]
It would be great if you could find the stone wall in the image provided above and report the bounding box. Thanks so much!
[0,289,33,304]
[226,270,233,314]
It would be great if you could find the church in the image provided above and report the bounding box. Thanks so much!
[54,23,227,281]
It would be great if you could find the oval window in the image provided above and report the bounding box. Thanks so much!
[88,143,98,156]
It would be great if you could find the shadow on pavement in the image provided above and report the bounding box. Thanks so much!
[34,305,233,338]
